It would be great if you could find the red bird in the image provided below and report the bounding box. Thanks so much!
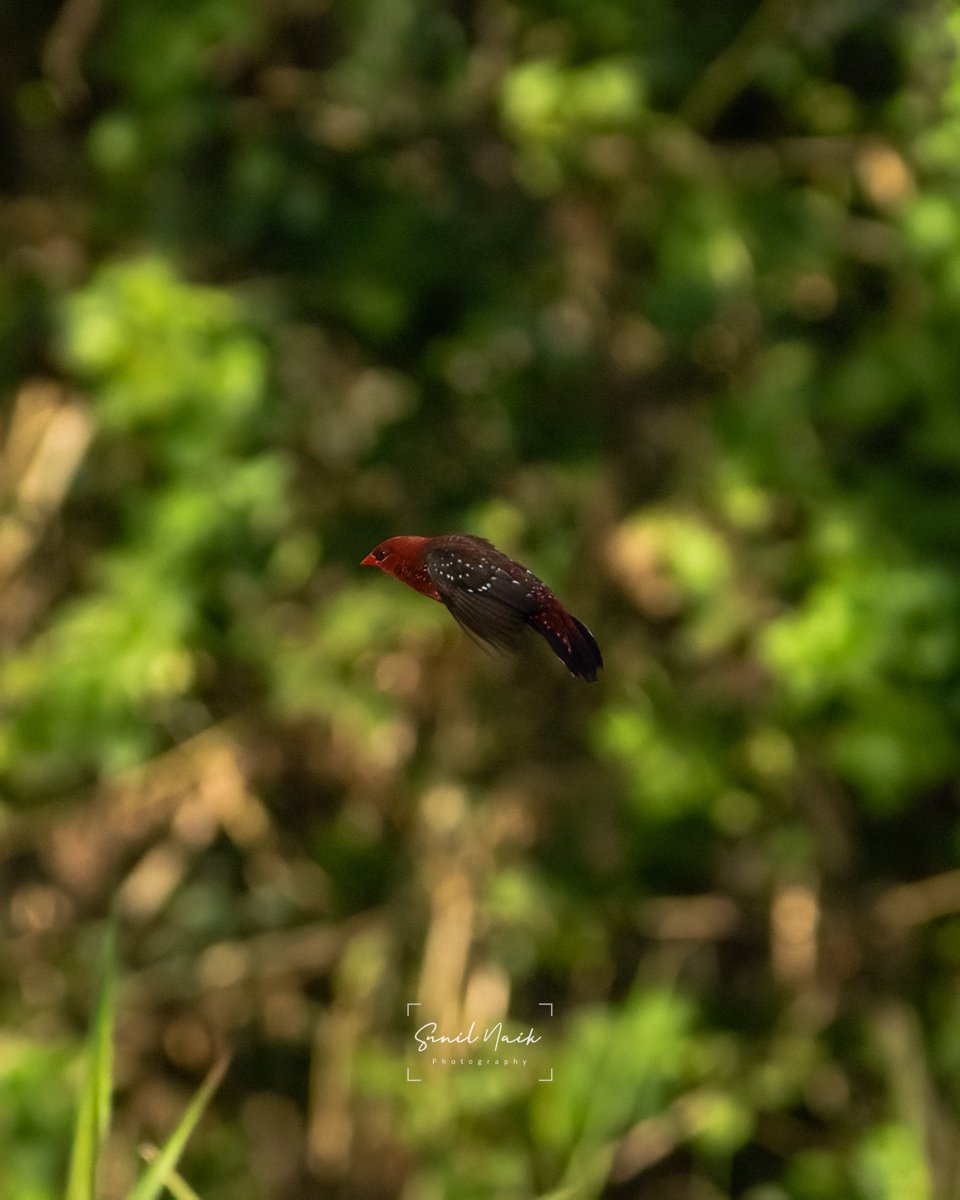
[361,534,602,681]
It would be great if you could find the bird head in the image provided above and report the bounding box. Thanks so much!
[360,536,428,576]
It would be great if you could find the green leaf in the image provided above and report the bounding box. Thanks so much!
[138,1147,204,1200]
[65,925,117,1200]
[126,1055,230,1200]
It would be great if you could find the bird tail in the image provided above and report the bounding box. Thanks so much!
[530,606,603,682]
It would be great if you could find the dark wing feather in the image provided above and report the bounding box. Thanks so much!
[531,610,603,681]
[424,545,539,654]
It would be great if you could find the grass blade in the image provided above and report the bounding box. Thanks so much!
[139,1146,203,1200]
[126,1055,230,1200]
[65,925,117,1200]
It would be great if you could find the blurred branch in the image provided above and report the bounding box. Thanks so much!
[0,381,92,586]
[43,0,102,108]
[680,0,810,131]
[126,917,371,1001]
[308,1006,362,1178]
[0,720,262,898]
[609,1090,710,1183]
[635,893,740,941]
[874,870,960,934]
[415,785,479,1030]
[417,866,475,1027]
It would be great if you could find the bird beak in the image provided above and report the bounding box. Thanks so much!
[360,552,378,566]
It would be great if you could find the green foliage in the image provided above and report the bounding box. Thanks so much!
[2,258,286,786]
[533,988,695,1153]
[0,1040,76,1200]
[855,1124,931,1200]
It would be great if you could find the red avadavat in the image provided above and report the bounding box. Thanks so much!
[361,534,602,681]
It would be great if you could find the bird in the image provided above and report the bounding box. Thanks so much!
[361,534,603,681]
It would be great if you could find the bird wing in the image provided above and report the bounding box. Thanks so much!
[424,545,539,654]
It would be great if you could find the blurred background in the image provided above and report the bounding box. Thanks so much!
[3,0,960,1197]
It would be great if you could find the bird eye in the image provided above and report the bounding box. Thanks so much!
[373,548,387,562]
